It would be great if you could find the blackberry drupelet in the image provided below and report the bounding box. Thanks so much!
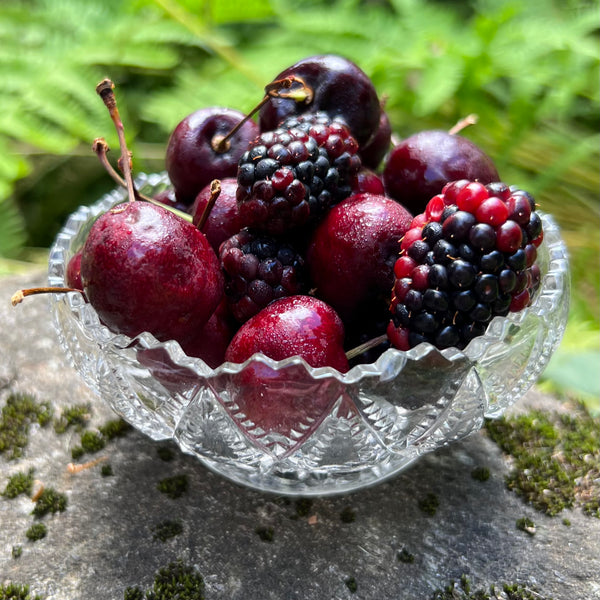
[219,228,307,323]
[236,113,361,235]
[388,180,544,351]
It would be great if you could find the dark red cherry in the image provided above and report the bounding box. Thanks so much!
[351,168,385,195]
[80,201,224,345]
[66,249,83,290]
[306,193,413,322]
[166,107,259,205]
[179,300,236,368]
[190,178,242,253]
[152,188,190,214]
[224,295,349,373]
[358,109,392,169]
[223,362,344,438]
[222,297,348,438]
[382,130,499,216]
[258,54,380,147]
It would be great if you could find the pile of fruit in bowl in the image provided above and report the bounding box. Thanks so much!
[19,54,570,495]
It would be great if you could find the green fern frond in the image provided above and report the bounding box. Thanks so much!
[0,195,27,258]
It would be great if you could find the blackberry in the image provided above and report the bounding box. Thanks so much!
[388,180,544,351]
[236,112,361,235]
[219,228,307,322]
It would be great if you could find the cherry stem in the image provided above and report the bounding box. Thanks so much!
[92,137,193,223]
[448,113,479,136]
[93,137,130,191]
[345,334,388,361]
[196,180,221,231]
[96,79,137,204]
[12,286,84,307]
[211,75,314,154]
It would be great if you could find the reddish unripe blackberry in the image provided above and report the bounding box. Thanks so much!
[388,181,544,351]
[236,113,361,234]
[219,228,307,322]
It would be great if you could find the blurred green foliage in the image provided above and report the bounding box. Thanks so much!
[1,0,598,400]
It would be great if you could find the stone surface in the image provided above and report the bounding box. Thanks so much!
[1,271,599,600]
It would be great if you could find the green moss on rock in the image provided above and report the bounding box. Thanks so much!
[124,560,204,600]
[486,404,600,516]
[153,520,183,542]
[99,418,131,440]
[100,464,113,477]
[80,430,106,453]
[418,493,440,516]
[156,445,175,462]
[31,488,67,518]
[70,446,84,460]
[0,583,43,600]
[397,548,415,564]
[345,576,358,593]
[255,525,274,542]
[2,469,34,499]
[340,506,356,523]
[0,393,52,459]
[25,522,47,542]
[70,418,131,459]
[53,403,91,434]
[295,498,313,518]
[471,466,491,482]
[157,474,188,499]
[431,576,553,599]
[516,517,536,536]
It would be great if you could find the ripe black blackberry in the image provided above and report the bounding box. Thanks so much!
[388,180,544,351]
[219,228,307,323]
[236,112,361,235]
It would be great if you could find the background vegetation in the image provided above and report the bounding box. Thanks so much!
[1,0,598,406]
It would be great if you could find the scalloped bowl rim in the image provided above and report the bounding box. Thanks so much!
[48,173,569,382]
[48,173,568,387]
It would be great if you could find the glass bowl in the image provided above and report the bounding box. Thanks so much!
[47,173,570,497]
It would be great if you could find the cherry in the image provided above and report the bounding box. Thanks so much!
[358,108,392,169]
[152,188,190,214]
[224,295,349,373]
[81,200,224,344]
[179,300,236,368]
[258,54,381,147]
[190,178,242,253]
[382,129,499,215]
[136,347,201,398]
[306,193,413,322]
[165,107,259,205]
[66,249,83,290]
[351,168,385,195]
[81,80,224,346]
[222,296,349,438]
[223,361,345,438]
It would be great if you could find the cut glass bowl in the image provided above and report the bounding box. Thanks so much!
[48,173,570,496]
